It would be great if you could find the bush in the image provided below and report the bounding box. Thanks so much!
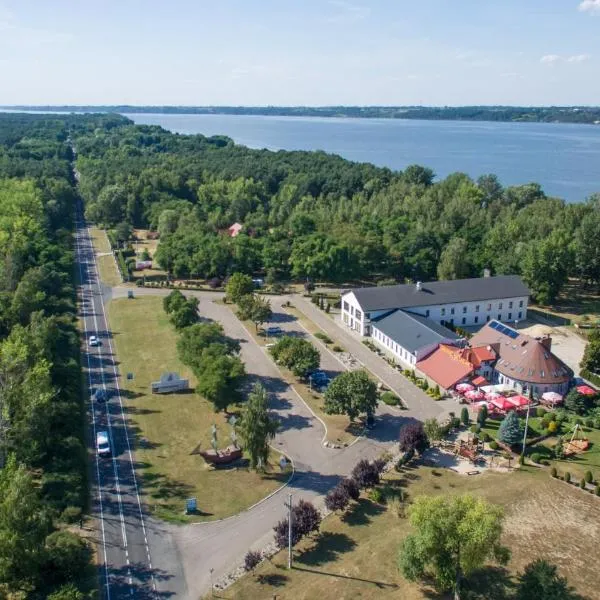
[332,345,344,352]
[550,467,557,478]
[395,449,415,470]
[595,419,600,430]
[585,418,594,429]
[368,487,384,504]
[580,478,587,489]
[596,485,600,496]
[314,332,332,344]
[387,497,405,519]
[585,470,594,484]
[244,550,262,572]
[547,421,558,434]
[460,406,470,426]
[564,472,571,483]
[451,417,461,429]
[351,460,381,489]
[398,422,429,454]
[489,440,499,450]
[381,391,400,406]
[60,506,82,525]
[339,477,360,501]
[325,486,350,512]
[470,424,481,434]
[530,452,542,464]
[536,407,547,418]
[482,432,491,443]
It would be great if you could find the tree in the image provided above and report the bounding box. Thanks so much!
[163,289,186,314]
[237,294,272,330]
[437,237,471,281]
[0,457,52,593]
[423,418,443,444]
[244,550,262,573]
[325,485,350,512]
[194,348,246,412]
[273,517,301,550]
[575,210,600,286]
[114,221,132,246]
[323,370,378,422]
[516,559,576,600]
[270,336,320,378]
[477,404,488,428]
[564,388,592,416]
[177,322,240,369]
[170,297,199,329]
[293,500,321,537]
[238,383,278,470]
[497,411,523,446]
[157,209,180,237]
[46,584,86,600]
[403,164,435,187]
[398,494,509,599]
[461,406,470,427]
[226,272,255,303]
[398,422,430,454]
[339,477,360,501]
[351,459,380,489]
[41,531,92,589]
[580,329,600,375]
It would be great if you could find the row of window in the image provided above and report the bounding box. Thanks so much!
[373,328,414,363]
[442,311,523,327]
[425,300,524,318]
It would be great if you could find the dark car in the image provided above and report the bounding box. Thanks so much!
[266,326,283,336]
[93,388,110,403]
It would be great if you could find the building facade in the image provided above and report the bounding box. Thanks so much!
[341,275,530,337]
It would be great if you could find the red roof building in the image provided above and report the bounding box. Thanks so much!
[416,344,475,390]
[227,222,243,237]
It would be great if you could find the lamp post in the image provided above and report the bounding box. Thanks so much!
[285,493,293,569]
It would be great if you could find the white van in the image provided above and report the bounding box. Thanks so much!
[96,431,111,457]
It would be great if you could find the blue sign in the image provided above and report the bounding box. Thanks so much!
[186,498,197,513]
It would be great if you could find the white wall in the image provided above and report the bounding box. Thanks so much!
[404,296,528,328]
[495,371,570,396]
[341,290,529,337]
[371,326,416,366]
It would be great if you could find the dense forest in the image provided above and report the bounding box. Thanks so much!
[6,105,600,124]
[0,112,121,598]
[73,117,600,305]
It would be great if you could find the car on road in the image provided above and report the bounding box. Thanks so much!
[88,335,100,347]
[92,388,109,403]
[266,326,283,336]
[308,370,331,389]
[96,431,111,457]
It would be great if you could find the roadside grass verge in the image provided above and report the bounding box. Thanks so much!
[107,296,289,523]
[89,227,121,287]
[223,466,600,600]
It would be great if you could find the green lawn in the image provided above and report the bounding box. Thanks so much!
[89,227,121,287]
[223,466,600,600]
[107,296,289,522]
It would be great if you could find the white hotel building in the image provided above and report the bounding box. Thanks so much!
[341,275,530,367]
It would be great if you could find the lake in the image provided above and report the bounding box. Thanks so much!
[123,113,600,203]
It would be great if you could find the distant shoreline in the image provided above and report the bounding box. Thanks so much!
[2,105,600,125]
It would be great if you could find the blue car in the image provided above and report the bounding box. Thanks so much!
[93,388,110,403]
[309,371,331,389]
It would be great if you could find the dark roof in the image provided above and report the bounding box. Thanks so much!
[349,275,530,312]
[372,310,460,353]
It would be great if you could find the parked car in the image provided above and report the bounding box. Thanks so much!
[96,431,111,457]
[88,335,100,347]
[93,388,109,403]
[266,326,283,336]
[309,371,331,389]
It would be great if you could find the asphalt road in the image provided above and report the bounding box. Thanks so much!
[75,208,184,599]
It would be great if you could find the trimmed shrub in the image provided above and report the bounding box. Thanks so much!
[381,391,400,406]
[482,432,491,443]
[547,421,558,434]
[536,407,547,418]
[550,467,557,478]
[339,477,360,501]
[489,440,499,450]
[368,487,384,504]
[564,472,571,483]
[451,417,461,429]
[244,550,262,572]
[585,471,594,484]
[596,485,600,496]
[351,460,380,489]
[332,345,344,352]
[580,478,587,489]
[60,506,82,525]
[325,486,350,512]
[314,332,332,344]
[460,407,470,426]
[530,452,542,464]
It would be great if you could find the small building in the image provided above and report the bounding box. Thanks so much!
[151,372,189,394]
[371,310,461,367]
[135,260,153,270]
[228,222,243,237]
[341,275,530,337]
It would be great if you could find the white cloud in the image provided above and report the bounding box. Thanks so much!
[578,0,600,14]
[540,54,561,65]
[540,53,591,65]
[567,53,591,62]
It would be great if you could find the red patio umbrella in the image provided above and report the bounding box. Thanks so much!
[507,395,529,408]
[577,385,597,396]
[490,397,516,411]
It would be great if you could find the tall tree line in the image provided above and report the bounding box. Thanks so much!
[0,113,120,598]
[73,118,600,304]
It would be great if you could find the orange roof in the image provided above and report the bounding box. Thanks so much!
[471,375,488,386]
[417,344,475,389]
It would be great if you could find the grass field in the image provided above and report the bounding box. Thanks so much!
[223,466,600,600]
[89,227,121,287]
[107,296,289,523]
[533,279,600,324]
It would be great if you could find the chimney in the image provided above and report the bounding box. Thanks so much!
[540,335,552,351]
[415,281,422,291]
[483,268,491,278]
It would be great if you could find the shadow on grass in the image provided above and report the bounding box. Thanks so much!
[460,566,514,600]
[256,573,289,587]
[142,470,194,502]
[297,532,357,566]
[341,498,385,527]
[293,565,398,589]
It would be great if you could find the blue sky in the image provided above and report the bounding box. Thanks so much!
[1,0,599,105]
